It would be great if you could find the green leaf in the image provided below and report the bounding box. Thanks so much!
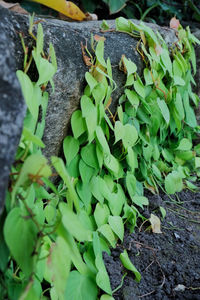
[165,171,183,194]
[36,23,43,56]
[65,271,98,300]
[194,144,200,155]
[157,98,170,125]
[49,42,57,72]
[144,68,153,85]
[161,48,172,76]
[46,237,71,298]
[44,204,57,224]
[16,70,38,120]
[125,74,134,86]
[114,121,124,144]
[175,93,185,120]
[96,144,104,169]
[126,147,138,172]
[57,224,89,276]
[152,163,162,180]
[176,150,194,161]
[33,51,56,86]
[60,203,92,242]
[68,155,80,178]
[108,216,124,241]
[92,83,106,104]
[98,224,116,248]
[12,154,51,206]
[0,216,9,272]
[133,78,145,98]
[101,20,110,30]
[96,126,110,155]
[115,17,132,32]
[195,157,200,168]
[125,89,139,108]
[94,203,110,228]
[79,159,94,183]
[95,40,106,67]
[85,72,98,91]
[22,127,45,148]
[173,76,185,86]
[90,176,104,204]
[76,181,92,213]
[183,92,197,128]
[122,56,137,77]
[104,154,122,178]
[140,22,158,45]
[107,0,127,14]
[92,232,112,294]
[95,253,112,295]
[176,138,192,151]
[63,136,79,165]
[71,110,87,139]
[143,144,153,163]
[4,207,38,277]
[131,196,149,209]
[104,183,126,216]
[81,95,97,142]
[160,206,166,219]
[81,143,99,169]
[78,210,95,231]
[126,172,136,200]
[122,124,138,148]
[52,156,80,213]
[120,250,141,282]
[173,60,182,77]
[100,295,115,300]
[186,180,198,190]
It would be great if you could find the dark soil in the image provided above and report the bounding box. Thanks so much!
[103,188,200,299]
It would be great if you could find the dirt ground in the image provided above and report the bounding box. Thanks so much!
[103,188,200,299]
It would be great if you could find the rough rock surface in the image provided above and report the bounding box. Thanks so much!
[0,6,26,214]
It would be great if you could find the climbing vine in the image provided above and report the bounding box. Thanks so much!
[1,15,200,300]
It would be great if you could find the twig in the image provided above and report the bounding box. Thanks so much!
[112,272,127,294]
[138,289,155,298]
[144,259,155,272]
[131,240,157,252]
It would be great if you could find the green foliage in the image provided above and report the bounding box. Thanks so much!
[81,0,200,25]
[4,207,38,277]
[2,14,200,300]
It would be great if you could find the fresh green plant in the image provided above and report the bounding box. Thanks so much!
[1,13,200,300]
[82,0,200,24]
[19,0,200,25]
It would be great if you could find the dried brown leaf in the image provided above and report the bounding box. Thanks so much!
[149,213,162,233]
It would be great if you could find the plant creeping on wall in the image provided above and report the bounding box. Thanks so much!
[1,15,200,300]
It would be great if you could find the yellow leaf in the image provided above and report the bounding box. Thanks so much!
[28,0,86,21]
[149,213,162,233]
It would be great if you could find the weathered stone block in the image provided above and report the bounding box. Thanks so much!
[0,6,26,213]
